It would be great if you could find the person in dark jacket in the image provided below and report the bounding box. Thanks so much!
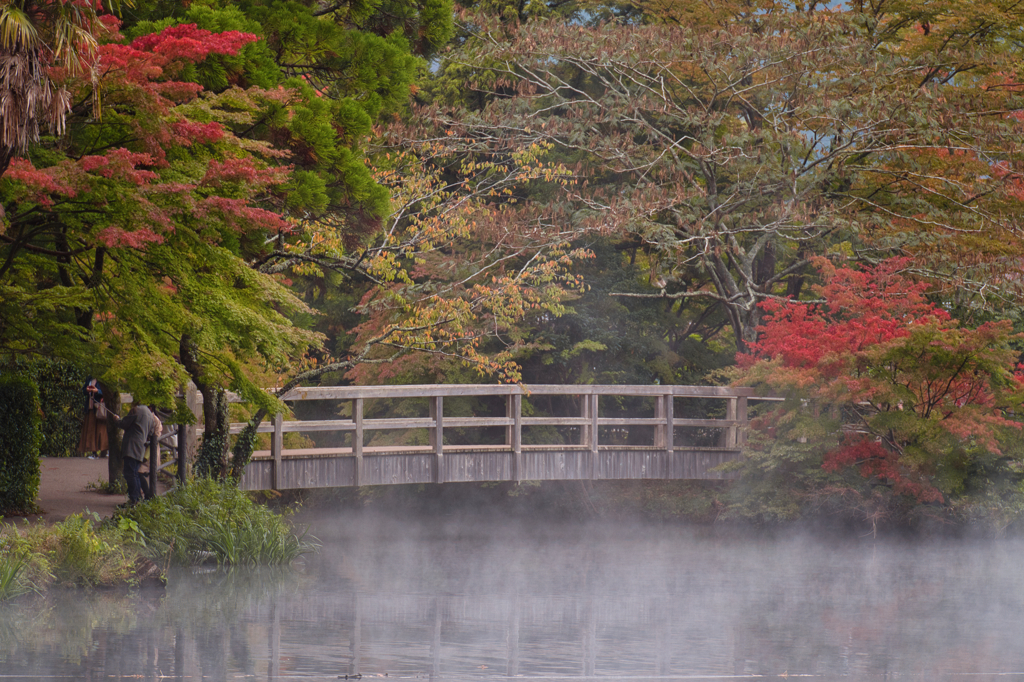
[112,404,158,505]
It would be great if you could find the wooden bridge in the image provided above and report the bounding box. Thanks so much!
[181,384,755,491]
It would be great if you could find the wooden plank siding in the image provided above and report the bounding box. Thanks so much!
[202,384,756,492]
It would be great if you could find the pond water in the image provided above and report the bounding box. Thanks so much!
[3,511,1024,681]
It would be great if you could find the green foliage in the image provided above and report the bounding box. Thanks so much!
[0,375,41,514]
[0,536,32,602]
[719,406,846,523]
[43,514,137,587]
[0,283,94,366]
[88,477,127,496]
[116,478,318,566]
[0,514,142,594]
[511,238,735,386]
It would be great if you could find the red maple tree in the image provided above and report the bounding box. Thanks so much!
[732,257,1024,510]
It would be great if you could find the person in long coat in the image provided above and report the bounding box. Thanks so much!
[112,404,158,505]
[76,378,108,457]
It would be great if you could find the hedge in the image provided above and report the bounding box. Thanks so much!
[8,359,89,458]
[0,374,42,514]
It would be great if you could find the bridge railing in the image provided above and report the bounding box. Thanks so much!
[197,384,756,489]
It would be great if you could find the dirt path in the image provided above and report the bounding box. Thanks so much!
[5,457,167,524]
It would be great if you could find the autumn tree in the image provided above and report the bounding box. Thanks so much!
[224,130,587,475]
[0,17,333,478]
[426,1,1024,354]
[726,258,1024,529]
[1,2,593,481]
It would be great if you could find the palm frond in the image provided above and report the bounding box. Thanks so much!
[49,19,97,72]
[0,7,39,52]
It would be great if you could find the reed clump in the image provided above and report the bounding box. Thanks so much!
[115,478,319,567]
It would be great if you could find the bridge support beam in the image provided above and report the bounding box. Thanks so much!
[725,398,738,448]
[655,392,674,452]
[585,394,598,478]
[176,425,187,487]
[271,412,283,490]
[353,398,363,486]
[148,434,159,498]
[507,394,522,482]
[736,396,748,447]
[430,396,444,483]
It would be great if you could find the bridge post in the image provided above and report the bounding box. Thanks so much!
[431,597,442,678]
[353,398,363,486]
[349,592,362,676]
[579,394,590,448]
[176,425,187,486]
[269,596,281,679]
[271,412,283,490]
[737,395,748,447]
[583,596,597,676]
[507,394,522,481]
[579,393,599,451]
[588,394,598,478]
[148,434,159,498]
[655,392,674,453]
[725,397,738,448]
[430,396,444,483]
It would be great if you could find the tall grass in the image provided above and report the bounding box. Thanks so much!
[119,479,319,566]
[1,522,48,601]
[0,554,29,600]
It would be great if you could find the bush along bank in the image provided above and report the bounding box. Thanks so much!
[0,479,319,601]
[115,478,319,566]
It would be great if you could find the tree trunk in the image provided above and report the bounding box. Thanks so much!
[180,334,230,478]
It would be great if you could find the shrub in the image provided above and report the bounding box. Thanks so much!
[118,478,318,566]
[0,375,42,514]
[40,514,138,587]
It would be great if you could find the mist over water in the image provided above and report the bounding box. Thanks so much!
[4,506,1024,681]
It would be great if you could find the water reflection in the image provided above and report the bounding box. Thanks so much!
[3,513,1024,681]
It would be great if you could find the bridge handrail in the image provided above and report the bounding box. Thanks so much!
[276,383,756,400]
[201,384,754,434]
[223,415,749,436]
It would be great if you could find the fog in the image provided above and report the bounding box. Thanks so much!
[4,504,1024,680]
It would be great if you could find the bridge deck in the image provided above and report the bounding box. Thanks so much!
[239,444,740,490]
